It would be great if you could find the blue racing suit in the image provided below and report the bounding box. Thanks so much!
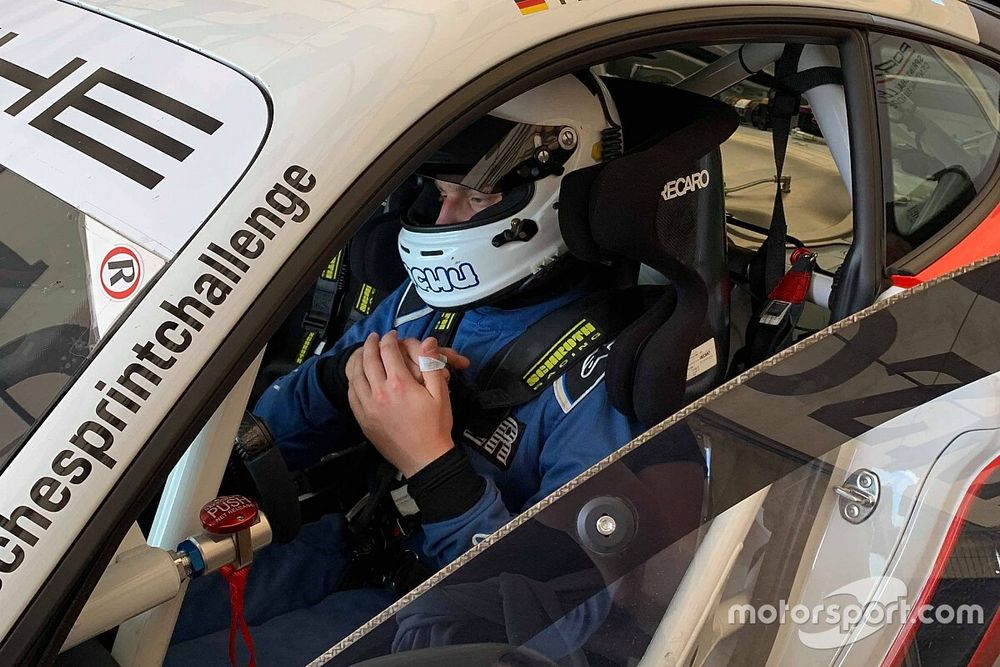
[259,278,639,567]
[168,278,640,665]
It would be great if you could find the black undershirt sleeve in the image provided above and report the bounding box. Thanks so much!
[407,447,486,523]
[316,342,364,416]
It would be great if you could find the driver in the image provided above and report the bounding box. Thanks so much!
[169,74,660,665]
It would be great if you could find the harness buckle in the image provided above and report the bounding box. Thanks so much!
[302,277,340,334]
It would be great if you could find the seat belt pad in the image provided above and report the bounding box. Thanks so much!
[302,249,348,334]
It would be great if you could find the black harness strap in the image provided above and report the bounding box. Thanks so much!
[785,66,844,94]
[741,48,845,370]
[741,45,809,371]
[234,412,301,544]
[303,249,348,335]
[296,250,349,363]
[745,248,817,365]
[750,43,804,300]
[343,288,642,590]
[459,288,645,441]
[352,283,378,318]
[341,303,462,593]
[430,309,463,348]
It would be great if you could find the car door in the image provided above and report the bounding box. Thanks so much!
[315,254,1000,667]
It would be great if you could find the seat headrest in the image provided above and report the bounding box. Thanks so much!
[559,84,738,278]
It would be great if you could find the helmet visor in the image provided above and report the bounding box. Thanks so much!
[420,115,578,195]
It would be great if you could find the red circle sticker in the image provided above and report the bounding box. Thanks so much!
[100,246,142,301]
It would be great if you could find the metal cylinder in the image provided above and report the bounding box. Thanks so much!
[677,43,785,97]
[799,45,853,198]
[183,513,273,576]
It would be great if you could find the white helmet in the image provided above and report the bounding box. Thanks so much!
[398,74,621,309]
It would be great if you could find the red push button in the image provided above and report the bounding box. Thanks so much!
[200,495,259,535]
[790,247,815,264]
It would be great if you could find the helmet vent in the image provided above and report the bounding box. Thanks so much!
[600,127,623,162]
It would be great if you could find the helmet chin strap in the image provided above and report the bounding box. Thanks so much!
[490,255,587,310]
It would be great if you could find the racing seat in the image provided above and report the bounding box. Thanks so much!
[560,82,738,424]
[554,80,737,580]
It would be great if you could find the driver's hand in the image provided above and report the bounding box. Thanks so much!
[345,334,469,384]
[346,331,460,477]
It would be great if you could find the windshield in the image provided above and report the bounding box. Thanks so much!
[316,257,1000,667]
[0,169,95,465]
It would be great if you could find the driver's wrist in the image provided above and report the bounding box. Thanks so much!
[317,342,364,415]
[402,438,454,478]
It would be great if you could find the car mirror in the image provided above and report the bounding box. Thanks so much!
[907,166,976,243]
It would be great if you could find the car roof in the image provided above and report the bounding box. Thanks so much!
[79,0,979,88]
[66,0,978,256]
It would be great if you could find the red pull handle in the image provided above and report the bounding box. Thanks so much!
[220,563,256,667]
[201,495,259,667]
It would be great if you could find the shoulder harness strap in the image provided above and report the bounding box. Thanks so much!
[391,281,462,344]
[474,288,643,410]
[460,288,644,443]
[393,282,433,327]
[430,309,463,347]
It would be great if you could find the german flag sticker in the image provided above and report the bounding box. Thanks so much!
[516,0,548,15]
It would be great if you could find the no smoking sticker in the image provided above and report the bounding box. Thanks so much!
[100,245,142,300]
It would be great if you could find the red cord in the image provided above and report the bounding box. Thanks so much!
[219,564,256,667]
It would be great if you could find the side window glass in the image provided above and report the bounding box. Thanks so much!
[324,255,1000,667]
[872,34,1000,264]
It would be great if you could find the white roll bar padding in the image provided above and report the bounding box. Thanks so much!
[637,486,770,667]
[808,271,833,310]
[798,45,853,199]
[678,43,851,200]
[110,350,265,667]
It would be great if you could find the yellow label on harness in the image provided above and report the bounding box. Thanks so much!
[322,251,342,281]
[523,320,599,389]
[434,311,457,332]
[355,283,376,314]
[296,331,317,364]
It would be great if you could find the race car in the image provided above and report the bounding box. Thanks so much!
[0,0,999,665]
